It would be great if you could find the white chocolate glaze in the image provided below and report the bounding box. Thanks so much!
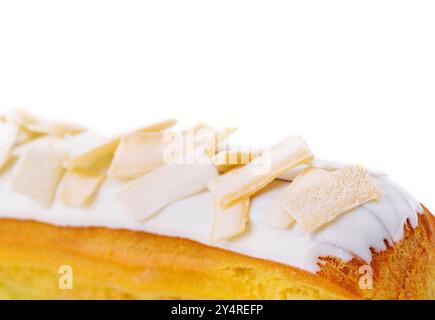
[0,159,423,273]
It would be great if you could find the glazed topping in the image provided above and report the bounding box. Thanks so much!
[0,109,425,273]
[0,109,397,243]
[263,202,295,228]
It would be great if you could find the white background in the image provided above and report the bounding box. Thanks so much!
[0,1,434,209]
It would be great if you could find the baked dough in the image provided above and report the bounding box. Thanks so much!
[0,208,432,299]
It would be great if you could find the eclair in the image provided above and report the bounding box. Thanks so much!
[0,110,433,300]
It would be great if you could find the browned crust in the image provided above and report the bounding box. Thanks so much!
[318,207,434,299]
[0,208,433,299]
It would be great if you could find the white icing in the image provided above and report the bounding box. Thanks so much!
[0,160,423,273]
[278,158,387,182]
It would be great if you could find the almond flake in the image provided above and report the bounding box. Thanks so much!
[263,203,295,228]
[211,197,250,242]
[26,121,86,136]
[11,145,68,207]
[12,136,63,157]
[278,166,383,232]
[65,119,176,170]
[211,150,260,173]
[208,136,314,208]
[0,123,19,169]
[117,150,218,221]
[108,132,168,180]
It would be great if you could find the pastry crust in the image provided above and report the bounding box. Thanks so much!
[0,208,432,300]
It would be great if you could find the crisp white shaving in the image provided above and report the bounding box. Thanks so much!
[279,166,384,232]
[263,203,295,228]
[0,162,424,273]
[0,123,19,169]
[211,197,250,242]
[10,145,68,207]
[3,110,38,127]
[108,132,168,180]
[3,109,85,137]
[64,119,176,170]
[60,169,106,207]
[62,131,108,161]
[12,136,62,157]
[26,121,85,136]
[0,112,425,274]
[211,150,260,173]
[117,150,219,221]
[208,136,314,208]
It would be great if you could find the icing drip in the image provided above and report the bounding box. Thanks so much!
[0,166,423,273]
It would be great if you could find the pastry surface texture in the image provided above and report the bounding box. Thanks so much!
[0,110,433,299]
[0,210,433,299]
